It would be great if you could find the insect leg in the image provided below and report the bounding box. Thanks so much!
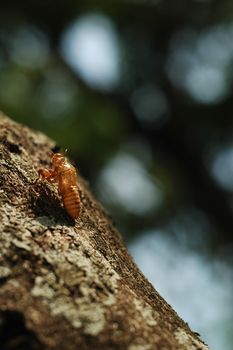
[36,168,58,183]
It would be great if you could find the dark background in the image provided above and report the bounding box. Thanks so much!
[0,1,233,349]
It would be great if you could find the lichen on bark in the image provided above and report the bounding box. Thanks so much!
[0,112,209,350]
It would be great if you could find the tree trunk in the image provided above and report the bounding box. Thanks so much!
[0,112,209,350]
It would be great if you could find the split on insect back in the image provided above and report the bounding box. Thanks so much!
[37,151,81,219]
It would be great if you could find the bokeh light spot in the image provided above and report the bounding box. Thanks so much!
[8,26,50,68]
[185,65,227,104]
[210,145,233,191]
[131,84,168,124]
[35,70,77,120]
[97,153,162,214]
[61,13,120,91]
[166,24,233,104]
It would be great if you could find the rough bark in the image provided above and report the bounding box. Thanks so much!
[0,112,209,350]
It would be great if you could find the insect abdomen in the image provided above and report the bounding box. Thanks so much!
[62,185,80,219]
